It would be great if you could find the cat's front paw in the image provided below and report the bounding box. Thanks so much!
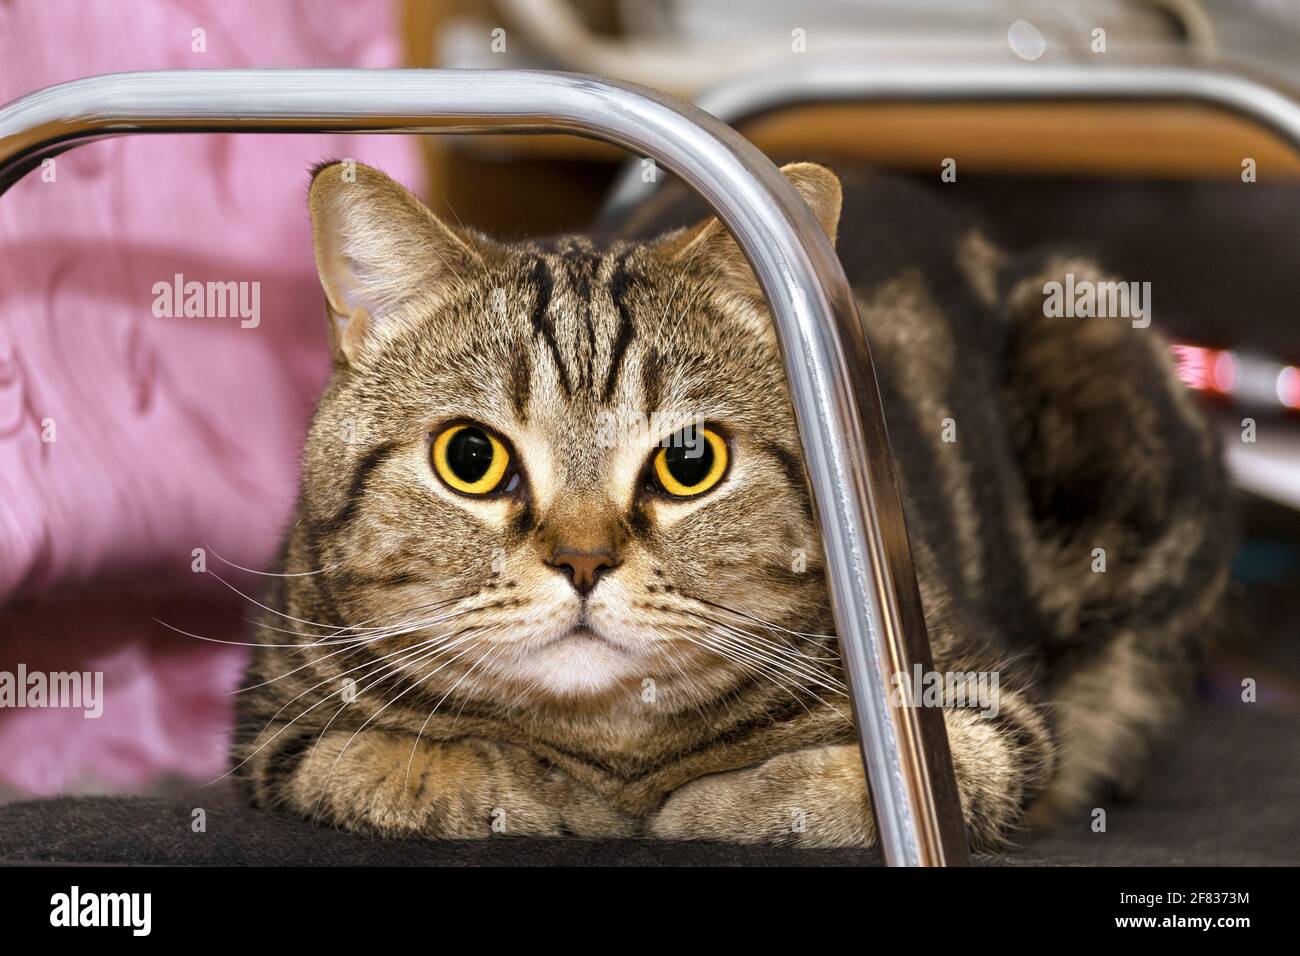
[276,728,635,839]
[647,745,875,847]
[287,729,478,838]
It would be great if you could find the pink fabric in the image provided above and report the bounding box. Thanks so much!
[0,0,422,795]
[0,595,251,796]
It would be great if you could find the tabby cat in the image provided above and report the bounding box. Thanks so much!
[232,160,1232,848]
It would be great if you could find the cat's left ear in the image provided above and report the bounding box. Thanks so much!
[308,160,482,364]
[664,162,842,298]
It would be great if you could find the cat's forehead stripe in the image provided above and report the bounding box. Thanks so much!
[639,345,664,417]
[526,256,569,398]
[518,246,643,411]
[508,345,531,424]
[601,251,637,403]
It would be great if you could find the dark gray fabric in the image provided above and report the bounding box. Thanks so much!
[1,700,1295,866]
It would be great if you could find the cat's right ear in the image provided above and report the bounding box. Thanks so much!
[662,162,842,304]
[308,160,481,364]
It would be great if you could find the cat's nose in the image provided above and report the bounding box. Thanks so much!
[547,548,618,596]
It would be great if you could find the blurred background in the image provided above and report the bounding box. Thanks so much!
[0,0,1297,816]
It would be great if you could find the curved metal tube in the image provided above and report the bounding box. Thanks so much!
[600,61,1300,218]
[0,69,969,866]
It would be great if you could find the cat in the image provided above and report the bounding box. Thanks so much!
[231,159,1233,848]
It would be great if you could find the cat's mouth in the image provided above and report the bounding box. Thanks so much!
[540,626,617,650]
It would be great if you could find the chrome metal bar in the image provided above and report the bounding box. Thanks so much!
[0,69,969,865]
[600,61,1300,218]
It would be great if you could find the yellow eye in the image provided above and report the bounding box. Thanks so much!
[652,427,729,498]
[432,424,511,496]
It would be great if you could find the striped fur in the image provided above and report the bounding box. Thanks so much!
[232,163,1233,848]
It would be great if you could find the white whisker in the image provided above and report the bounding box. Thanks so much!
[213,633,470,784]
[206,545,332,577]
[403,641,504,787]
[311,633,497,822]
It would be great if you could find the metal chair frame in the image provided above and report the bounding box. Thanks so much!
[6,62,1298,866]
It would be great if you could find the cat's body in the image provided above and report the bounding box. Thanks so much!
[233,162,1232,848]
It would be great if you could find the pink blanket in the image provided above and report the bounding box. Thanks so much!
[0,0,422,795]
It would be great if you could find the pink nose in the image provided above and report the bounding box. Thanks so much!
[547,548,618,596]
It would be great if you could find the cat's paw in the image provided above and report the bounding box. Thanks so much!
[647,745,875,847]
[281,729,635,839]
[288,729,476,838]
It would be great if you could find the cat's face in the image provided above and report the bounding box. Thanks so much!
[298,161,841,704]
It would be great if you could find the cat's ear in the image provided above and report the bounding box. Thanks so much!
[308,160,482,363]
[665,162,842,298]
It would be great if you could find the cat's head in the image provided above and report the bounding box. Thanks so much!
[297,160,841,704]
